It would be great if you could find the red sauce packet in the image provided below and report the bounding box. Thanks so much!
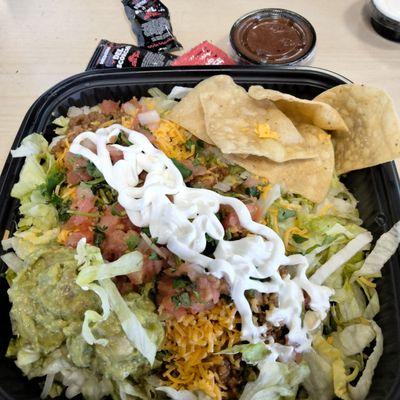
[171,41,236,66]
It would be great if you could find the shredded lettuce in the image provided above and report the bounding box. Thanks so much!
[303,347,334,400]
[353,220,400,279]
[2,134,64,273]
[239,359,309,400]
[348,322,383,400]
[167,86,193,100]
[258,184,281,218]
[52,116,70,135]
[75,240,158,365]
[304,321,383,400]
[218,343,270,364]
[11,156,48,199]
[157,387,211,400]
[310,232,372,285]
[0,252,23,274]
[15,347,40,368]
[76,251,143,287]
[331,324,376,356]
[143,90,177,115]
[11,133,49,158]
[314,176,362,224]
[119,381,148,400]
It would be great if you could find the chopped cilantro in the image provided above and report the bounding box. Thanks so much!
[305,245,319,254]
[90,183,118,205]
[205,233,215,243]
[185,138,196,152]
[46,170,65,194]
[204,233,218,254]
[39,170,72,223]
[86,161,103,178]
[322,235,337,246]
[224,228,232,241]
[245,186,261,198]
[228,165,245,175]
[111,204,126,217]
[193,153,202,166]
[179,292,191,307]
[173,277,190,289]
[85,177,104,186]
[278,209,296,222]
[171,158,192,179]
[56,198,72,222]
[171,295,181,308]
[116,132,133,146]
[142,227,151,236]
[292,234,308,244]
[171,292,192,308]
[126,234,140,251]
[185,138,204,154]
[149,251,160,260]
[94,225,107,247]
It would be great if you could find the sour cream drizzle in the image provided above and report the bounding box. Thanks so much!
[70,124,333,352]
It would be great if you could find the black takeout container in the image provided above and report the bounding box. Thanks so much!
[1,66,400,400]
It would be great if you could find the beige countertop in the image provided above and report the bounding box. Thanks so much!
[1,0,400,171]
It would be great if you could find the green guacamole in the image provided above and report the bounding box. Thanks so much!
[7,246,163,396]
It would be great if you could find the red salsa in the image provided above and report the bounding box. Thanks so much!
[230,8,316,65]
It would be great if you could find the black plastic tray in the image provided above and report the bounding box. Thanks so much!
[1,66,400,400]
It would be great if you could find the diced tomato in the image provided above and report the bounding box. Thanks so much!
[99,100,119,114]
[157,267,222,320]
[76,186,97,211]
[196,275,220,304]
[101,229,130,261]
[247,203,263,222]
[98,205,136,231]
[157,276,187,320]
[107,145,124,164]
[242,177,261,188]
[98,205,139,261]
[128,257,164,286]
[222,203,262,231]
[136,127,156,144]
[66,231,94,247]
[115,276,135,295]
[63,186,97,247]
[192,165,208,177]
[81,139,97,152]
[65,152,91,185]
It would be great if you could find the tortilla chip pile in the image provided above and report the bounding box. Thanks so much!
[167,75,400,203]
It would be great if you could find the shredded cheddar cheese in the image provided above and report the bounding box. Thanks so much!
[153,120,194,161]
[255,123,279,140]
[121,116,135,129]
[99,120,117,128]
[162,302,240,400]
[142,98,156,111]
[60,186,77,200]
[258,183,271,198]
[319,202,334,216]
[268,207,280,233]
[57,229,70,244]
[284,226,308,251]
[55,138,71,168]
[357,276,377,288]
